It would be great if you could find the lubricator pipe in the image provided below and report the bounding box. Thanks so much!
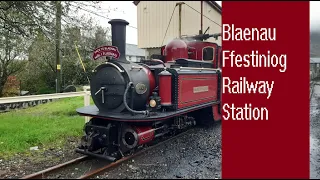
[123,82,149,116]
[151,59,166,67]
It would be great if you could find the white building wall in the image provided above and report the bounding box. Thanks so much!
[126,55,137,62]
[126,55,146,62]
[137,1,221,49]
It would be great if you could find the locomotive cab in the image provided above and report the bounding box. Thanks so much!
[158,35,221,69]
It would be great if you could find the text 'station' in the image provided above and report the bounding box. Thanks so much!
[222,24,287,121]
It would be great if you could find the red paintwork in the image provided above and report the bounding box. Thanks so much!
[82,37,223,123]
[159,71,172,106]
[134,126,155,145]
[212,105,221,121]
[164,39,188,63]
[161,40,219,69]
[142,66,156,96]
[187,46,197,59]
[186,41,219,62]
[177,74,218,109]
[217,46,222,68]
[161,45,166,56]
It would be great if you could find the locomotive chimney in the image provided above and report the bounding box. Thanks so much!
[108,19,129,62]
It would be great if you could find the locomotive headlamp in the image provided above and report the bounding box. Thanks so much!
[149,99,157,108]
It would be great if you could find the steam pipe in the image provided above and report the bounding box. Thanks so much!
[123,82,149,116]
[150,59,166,67]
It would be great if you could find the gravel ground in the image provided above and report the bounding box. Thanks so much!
[97,122,221,179]
[0,121,221,179]
[45,158,109,179]
[310,82,320,179]
[0,137,83,179]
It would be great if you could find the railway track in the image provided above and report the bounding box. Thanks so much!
[21,129,192,179]
[311,81,315,100]
[310,81,320,101]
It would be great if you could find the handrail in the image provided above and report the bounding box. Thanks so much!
[178,67,221,71]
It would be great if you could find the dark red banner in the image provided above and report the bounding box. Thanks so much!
[222,2,310,178]
[92,46,120,60]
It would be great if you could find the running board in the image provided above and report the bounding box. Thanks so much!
[76,101,219,122]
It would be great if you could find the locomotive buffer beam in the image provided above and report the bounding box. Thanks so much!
[75,148,117,162]
[78,123,119,162]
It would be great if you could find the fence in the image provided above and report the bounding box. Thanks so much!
[0,86,92,123]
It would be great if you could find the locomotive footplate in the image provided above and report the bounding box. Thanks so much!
[76,101,219,122]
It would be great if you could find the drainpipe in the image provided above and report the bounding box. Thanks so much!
[200,1,203,35]
[176,2,185,38]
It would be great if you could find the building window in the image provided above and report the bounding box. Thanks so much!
[202,47,214,61]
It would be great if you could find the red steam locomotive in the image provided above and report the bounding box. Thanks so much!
[75,19,222,161]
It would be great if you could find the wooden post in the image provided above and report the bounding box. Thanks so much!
[83,86,90,123]
[200,1,203,35]
[55,1,62,93]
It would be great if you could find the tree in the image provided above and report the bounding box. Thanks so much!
[0,1,102,38]
[19,32,56,94]
[92,26,111,48]
[0,1,114,96]
[18,24,111,94]
[61,25,111,87]
[0,30,27,97]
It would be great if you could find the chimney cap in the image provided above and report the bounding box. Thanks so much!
[108,19,129,26]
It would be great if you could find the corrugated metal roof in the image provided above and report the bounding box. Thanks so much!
[310,58,320,64]
[126,43,146,57]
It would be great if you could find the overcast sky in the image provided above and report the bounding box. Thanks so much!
[83,1,317,45]
[310,1,320,31]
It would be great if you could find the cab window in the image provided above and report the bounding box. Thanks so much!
[203,47,215,61]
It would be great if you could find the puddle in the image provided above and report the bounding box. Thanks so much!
[310,135,320,179]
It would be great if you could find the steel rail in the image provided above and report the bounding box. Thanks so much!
[77,129,192,179]
[21,129,192,179]
[311,81,317,101]
[20,156,88,179]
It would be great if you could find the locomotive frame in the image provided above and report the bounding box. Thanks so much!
[75,19,222,161]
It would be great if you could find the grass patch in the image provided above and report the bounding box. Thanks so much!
[0,96,94,158]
